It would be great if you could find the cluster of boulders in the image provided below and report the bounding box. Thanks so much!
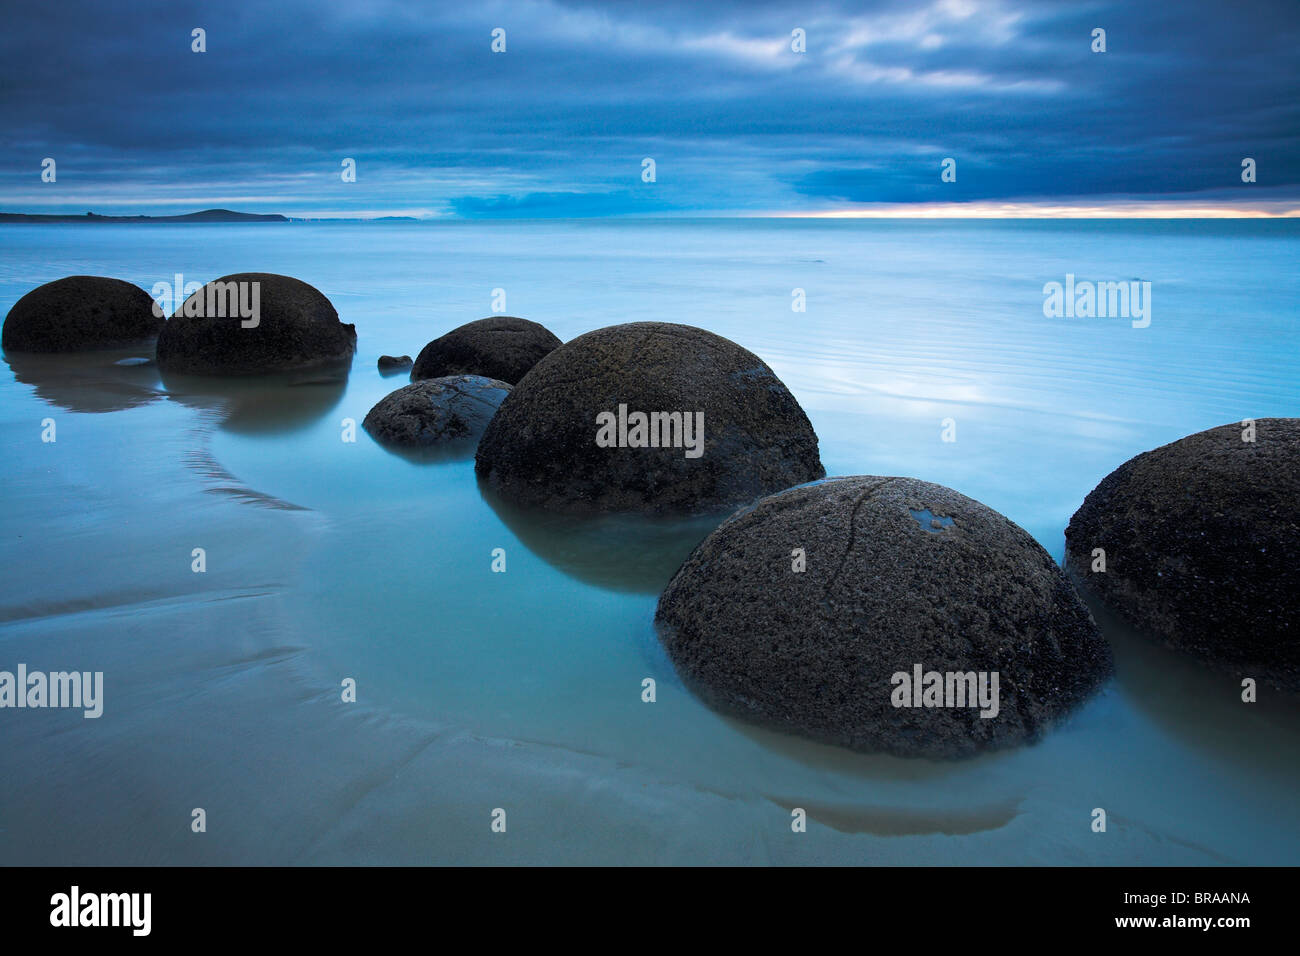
[7,273,1294,759]
[3,273,358,373]
[368,315,561,454]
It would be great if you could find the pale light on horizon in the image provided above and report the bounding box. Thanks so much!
[765,200,1300,219]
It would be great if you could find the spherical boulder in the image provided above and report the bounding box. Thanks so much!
[2,276,161,352]
[1065,419,1299,690]
[655,476,1112,758]
[363,375,511,452]
[156,273,355,376]
[411,316,561,385]
[475,322,825,515]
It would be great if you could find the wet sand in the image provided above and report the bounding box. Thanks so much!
[2,219,1298,864]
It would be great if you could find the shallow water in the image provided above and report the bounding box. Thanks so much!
[1,219,1297,864]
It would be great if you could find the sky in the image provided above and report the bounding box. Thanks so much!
[1,0,1297,218]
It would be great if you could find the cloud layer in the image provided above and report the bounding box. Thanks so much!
[2,0,1297,216]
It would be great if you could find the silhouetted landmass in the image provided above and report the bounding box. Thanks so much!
[0,208,288,223]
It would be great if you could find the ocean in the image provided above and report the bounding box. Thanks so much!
[1,217,1297,864]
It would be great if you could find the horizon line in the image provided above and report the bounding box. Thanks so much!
[5,201,1300,222]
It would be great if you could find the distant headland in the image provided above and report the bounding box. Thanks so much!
[0,208,288,224]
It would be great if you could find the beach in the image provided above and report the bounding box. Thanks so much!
[2,217,1298,864]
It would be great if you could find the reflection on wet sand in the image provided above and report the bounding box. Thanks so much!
[479,476,725,594]
[764,793,1023,836]
[5,348,353,440]
[4,347,163,413]
[160,360,351,436]
[1076,583,1300,779]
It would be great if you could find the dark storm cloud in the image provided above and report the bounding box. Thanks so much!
[1,0,1296,215]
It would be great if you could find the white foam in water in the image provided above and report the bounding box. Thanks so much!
[1,219,1298,864]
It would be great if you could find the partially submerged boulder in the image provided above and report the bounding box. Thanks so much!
[156,273,355,376]
[363,375,510,453]
[1066,419,1300,690]
[2,276,161,352]
[411,316,561,384]
[475,322,825,515]
[656,476,1112,758]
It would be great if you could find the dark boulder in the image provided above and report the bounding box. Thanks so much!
[156,273,355,376]
[1066,419,1299,690]
[656,476,1112,758]
[363,375,511,453]
[411,316,560,385]
[475,322,825,515]
[2,276,161,352]
[378,354,412,374]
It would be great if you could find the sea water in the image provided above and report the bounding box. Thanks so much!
[1,218,1297,864]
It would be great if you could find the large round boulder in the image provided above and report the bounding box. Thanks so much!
[363,375,511,454]
[655,476,1113,758]
[412,316,561,384]
[156,273,355,376]
[1065,419,1299,690]
[475,322,825,515]
[2,276,161,352]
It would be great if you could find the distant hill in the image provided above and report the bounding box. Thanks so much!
[0,208,288,224]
